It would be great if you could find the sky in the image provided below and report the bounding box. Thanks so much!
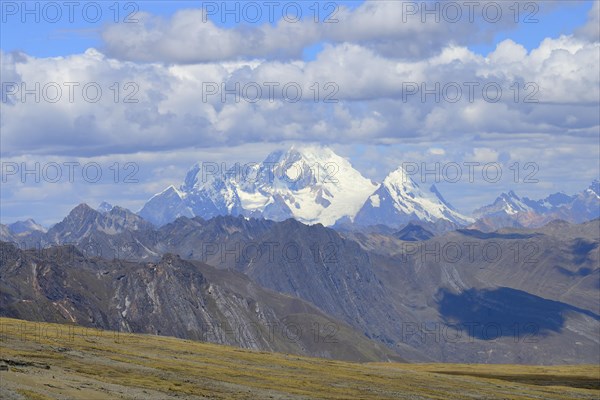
[1,0,599,225]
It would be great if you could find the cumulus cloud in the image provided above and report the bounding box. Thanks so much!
[101,10,321,63]
[101,1,570,63]
[2,31,599,158]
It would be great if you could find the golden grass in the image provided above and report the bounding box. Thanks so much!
[0,317,598,399]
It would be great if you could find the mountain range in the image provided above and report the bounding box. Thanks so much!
[2,202,598,364]
[135,146,597,231]
[5,147,596,233]
[4,218,47,235]
[472,181,599,231]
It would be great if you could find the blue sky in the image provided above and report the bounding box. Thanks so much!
[1,1,599,225]
[2,1,359,57]
[1,1,594,58]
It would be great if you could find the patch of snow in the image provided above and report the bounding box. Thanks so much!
[369,194,380,208]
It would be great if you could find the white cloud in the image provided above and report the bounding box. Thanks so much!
[428,148,446,156]
[101,10,321,63]
[2,31,598,157]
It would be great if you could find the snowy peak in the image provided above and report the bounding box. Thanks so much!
[354,165,472,228]
[182,164,202,192]
[249,145,349,191]
[138,149,596,230]
[473,190,532,218]
[162,185,186,199]
[236,145,378,225]
[381,165,421,195]
[138,185,193,226]
[587,179,599,197]
[139,145,378,227]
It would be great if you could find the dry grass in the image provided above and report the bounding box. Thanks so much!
[1,317,598,399]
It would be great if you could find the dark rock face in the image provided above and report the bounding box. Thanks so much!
[145,217,600,364]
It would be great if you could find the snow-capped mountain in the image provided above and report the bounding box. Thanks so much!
[471,180,600,230]
[568,180,600,220]
[472,191,533,218]
[139,146,379,226]
[354,166,473,228]
[138,149,599,230]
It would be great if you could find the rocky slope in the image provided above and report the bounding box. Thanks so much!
[0,242,399,362]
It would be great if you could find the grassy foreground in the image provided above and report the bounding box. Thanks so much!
[0,318,598,399]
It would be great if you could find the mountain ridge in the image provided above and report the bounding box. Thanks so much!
[0,241,401,362]
[472,180,600,231]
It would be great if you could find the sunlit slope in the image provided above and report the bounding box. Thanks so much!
[0,318,598,400]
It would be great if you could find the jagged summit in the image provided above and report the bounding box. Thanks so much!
[587,179,599,196]
[353,164,472,227]
[47,203,153,243]
[473,190,532,218]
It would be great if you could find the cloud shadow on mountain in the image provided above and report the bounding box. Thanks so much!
[436,287,600,340]
[569,238,598,265]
